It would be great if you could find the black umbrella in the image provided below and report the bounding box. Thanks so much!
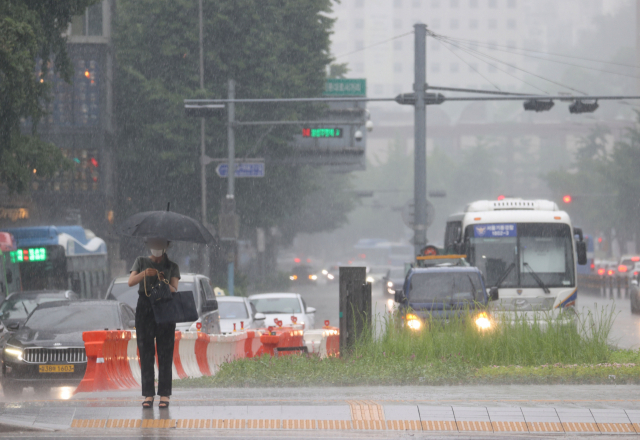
[116,203,215,244]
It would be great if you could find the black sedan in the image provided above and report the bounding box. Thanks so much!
[1,300,135,397]
[0,290,78,331]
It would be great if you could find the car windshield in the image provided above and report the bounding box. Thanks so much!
[0,296,66,321]
[219,301,249,319]
[25,304,120,331]
[409,272,484,303]
[467,223,575,288]
[251,297,302,314]
[108,281,195,309]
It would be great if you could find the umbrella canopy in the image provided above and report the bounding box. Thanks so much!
[116,209,215,244]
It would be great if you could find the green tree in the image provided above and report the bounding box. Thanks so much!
[0,0,97,192]
[114,0,355,267]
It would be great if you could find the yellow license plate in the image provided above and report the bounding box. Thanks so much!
[39,365,74,373]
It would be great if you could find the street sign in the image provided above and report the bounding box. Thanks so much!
[215,163,265,178]
[302,127,343,138]
[324,79,366,96]
[402,199,435,229]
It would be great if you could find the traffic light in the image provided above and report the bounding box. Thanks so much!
[562,195,572,204]
[569,100,598,114]
[523,99,554,112]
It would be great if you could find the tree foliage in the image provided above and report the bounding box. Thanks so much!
[114,0,354,248]
[0,0,96,192]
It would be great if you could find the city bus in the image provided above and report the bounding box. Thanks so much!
[0,232,21,297]
[444,199,587,316]
[0,226,108,298]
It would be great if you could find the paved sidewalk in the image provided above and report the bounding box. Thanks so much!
[2,400,640,434]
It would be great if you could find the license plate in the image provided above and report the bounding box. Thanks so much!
[39,365,74,373]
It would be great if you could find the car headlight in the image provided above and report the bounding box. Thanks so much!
[475,312,491,330]
[366,276,374,283]
[322,270,328,275]
[290,275,297,280]
[4,345,23,361]
[405,313,422,331]
[327,274,334,280]
[387,281,394,288]
[309,274,318,280]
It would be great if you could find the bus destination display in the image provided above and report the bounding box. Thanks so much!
[9,248,47,263]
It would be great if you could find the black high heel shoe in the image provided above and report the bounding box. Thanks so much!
[142,397,154,408]
[159,397,170,409]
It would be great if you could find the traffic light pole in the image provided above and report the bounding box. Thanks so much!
[414,23,428,254]
[227,79,236,296]
[198,0,210,276]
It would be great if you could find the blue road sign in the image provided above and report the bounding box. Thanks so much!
[216,162,265,178]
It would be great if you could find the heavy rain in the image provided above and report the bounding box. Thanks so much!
[2,0,640,438]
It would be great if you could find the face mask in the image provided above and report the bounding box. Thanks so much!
[150,248,164,257]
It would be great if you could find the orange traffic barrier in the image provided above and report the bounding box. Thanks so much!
[75,330,111,393]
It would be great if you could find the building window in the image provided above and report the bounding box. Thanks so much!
[355,40,364,50]
[70,3,103,36]
[394,62,403,73]
[469,0,478,7]
[488,0,497,7]
[507,0,516,7]
[488,19,497,29]
[450,63,459,73]
[450,19,459,29]
[507,19,516,29]
[394,40,403,50]
[469,19,478,29]
[450,0,459,7]
[394,0,402,7]
[355,19,364,29]
[431,63,441,73]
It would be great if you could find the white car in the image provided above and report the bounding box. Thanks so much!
[248,293,316,329]
[190,296,265,334]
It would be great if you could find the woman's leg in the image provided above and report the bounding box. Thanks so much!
[136,305,157,397]
[156,321,176,397]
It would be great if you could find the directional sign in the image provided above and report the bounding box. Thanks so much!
[215,163,265,178]
[324,79,366,96]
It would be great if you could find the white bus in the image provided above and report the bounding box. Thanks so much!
[444,199,587,316]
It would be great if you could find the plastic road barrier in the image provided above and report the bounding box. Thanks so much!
[304,326,340,358]
[75,329,263,394]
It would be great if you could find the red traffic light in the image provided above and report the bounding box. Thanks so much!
[562,195,572,204]
[421,245,438,256]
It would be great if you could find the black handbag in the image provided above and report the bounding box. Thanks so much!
[151,291,199,325]
[143,267,173,304]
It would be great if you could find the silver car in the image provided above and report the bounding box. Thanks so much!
[191,296,265,334]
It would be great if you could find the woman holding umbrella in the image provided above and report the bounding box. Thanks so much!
[128,237,180,409]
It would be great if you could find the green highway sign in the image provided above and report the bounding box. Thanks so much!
[324,79,366,96]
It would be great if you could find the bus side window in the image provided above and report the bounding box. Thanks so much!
[445,221,462,252]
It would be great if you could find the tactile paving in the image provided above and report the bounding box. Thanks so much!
[598,423,634,433]
[457,421,493,431]
[386,420,421,430]
[282,419,316,429]
[562,422,599,432]
[422,420,457,431]
[527,422,564,432]
[492,421,528,432]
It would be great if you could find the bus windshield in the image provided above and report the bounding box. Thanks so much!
[467,223,575,289]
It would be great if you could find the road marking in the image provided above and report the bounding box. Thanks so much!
[422,420,457,431]
[492,421,528,432]
[527,422,563,432]
[317,420,351,430]
[457,421,493,431]
[562,422,599,432]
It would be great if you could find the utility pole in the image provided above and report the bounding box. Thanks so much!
[226,79,236,296]
[413,23,428,255]
[637,0,640,94]
[198,0,210,275]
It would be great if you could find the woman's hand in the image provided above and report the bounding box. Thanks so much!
[158,272,165,281]
[145,268,158,277]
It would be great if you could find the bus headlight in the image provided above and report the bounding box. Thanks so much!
[4,346,23,361]
[475,312,491,330]
[406,313,422,331]
[387,281,393,288]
